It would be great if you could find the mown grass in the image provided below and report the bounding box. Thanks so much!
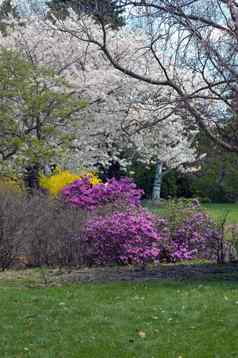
[203,203,238,224]
[0,276,238,357]
[1,202,237,357]
[146,202,238,225]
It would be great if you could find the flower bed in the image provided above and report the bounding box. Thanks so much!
[0,177,223,269]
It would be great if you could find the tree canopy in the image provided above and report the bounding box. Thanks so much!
[0,48,87,174]
[46,0,125,27]
[53,0,238,153]
[0,0,19,35]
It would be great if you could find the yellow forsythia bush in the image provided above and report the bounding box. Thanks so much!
[39,169,101,197]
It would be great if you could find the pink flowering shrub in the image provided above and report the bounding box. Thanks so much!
[60,178,220,266]
[172,212,220,261]
[80,210,160,266]
[62,177,161,265]
[156,211,220,262]
[62,177,144,211]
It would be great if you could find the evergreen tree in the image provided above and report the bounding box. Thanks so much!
[46,0,125,27]
[0,0,19,35]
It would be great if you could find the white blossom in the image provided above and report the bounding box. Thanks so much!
[0,15,202,172]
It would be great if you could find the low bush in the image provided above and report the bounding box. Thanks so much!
[172,212,221,261]
[0,190,26,270]
[81,209,160,266]
[61,177,161,266]
[157,199,222,262]
[23,194,87,267]
[0,189,87,269]
[162,198,201,236]
[0,179,226,269]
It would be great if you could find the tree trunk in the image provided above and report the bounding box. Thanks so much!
[152,160,163,202]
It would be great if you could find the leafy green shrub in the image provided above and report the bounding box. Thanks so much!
[191,149,238,203]
[161,169,178,199]
[129,162,155,199]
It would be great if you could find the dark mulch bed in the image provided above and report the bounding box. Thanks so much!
[48,262,238,284]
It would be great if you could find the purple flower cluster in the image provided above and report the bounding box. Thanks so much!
[171,212,220,261]
[153,211,220,262]
[61,177,160,265]
[81,210,160,266]
[60,176,220,265]
[62,176,144,211]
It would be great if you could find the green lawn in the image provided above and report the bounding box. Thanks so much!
[203,203,238,224]
[146,202,238,225]
[0,276,238,357]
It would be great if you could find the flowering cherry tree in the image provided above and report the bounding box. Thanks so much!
[47,3,238,153]
[0,15,201,193]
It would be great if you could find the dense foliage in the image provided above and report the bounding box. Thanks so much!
[131,154,238,203]
[131,163,183,200]
[0,48,86,175]
[46,0,125,28]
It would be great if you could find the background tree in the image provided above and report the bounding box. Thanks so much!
[0,0,19,34]
[46,0,125,27]
[191,131,238,203]
[0,48,86,175]
[0,16,202,195]
[51,1,238,153]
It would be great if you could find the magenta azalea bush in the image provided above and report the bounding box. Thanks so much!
[172,212,220,261]
[62,177,144,211]
[81,210,160,266]
[62,177,161,265]
[60,177,221,266]
[157,211,220,262]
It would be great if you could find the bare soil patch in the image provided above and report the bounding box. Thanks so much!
[47,263,238,284]
[0,263,237,287]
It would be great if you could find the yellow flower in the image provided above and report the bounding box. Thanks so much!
[39,169,101,197]
[85,172,102,185]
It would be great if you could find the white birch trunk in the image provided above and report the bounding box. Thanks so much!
[152,160,163,201]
